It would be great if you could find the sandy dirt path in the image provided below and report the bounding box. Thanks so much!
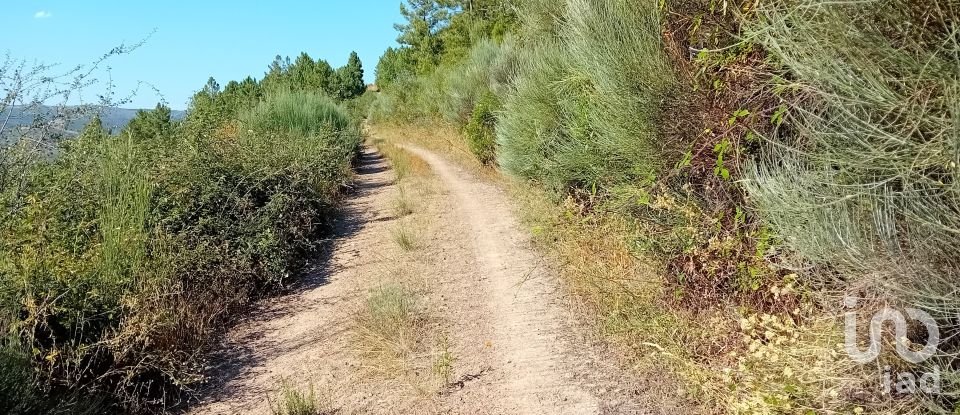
[187,148,422,414]
[402,145,611,414]
[188,142,667,414]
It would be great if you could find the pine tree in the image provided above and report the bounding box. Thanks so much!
[125,103,173,140]
[395,0,451,72]
[267,55,284,75]
[203,77,220,98]
[291,52,316,91]
[79,114,109,141]
[341,51,365,99]
[315,59,336,95]
[375,47,416,89]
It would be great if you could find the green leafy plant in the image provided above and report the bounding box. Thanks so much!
[464,91,500,164]
[269,380,334,415]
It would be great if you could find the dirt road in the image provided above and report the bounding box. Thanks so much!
[189,142,658,414]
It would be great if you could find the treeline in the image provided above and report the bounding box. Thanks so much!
[189,50,367,128]
[370,0,960,413]
[0,52,367,413]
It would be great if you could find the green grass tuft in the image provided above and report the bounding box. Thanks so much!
[391,221,419,251]
[269,379,335,415]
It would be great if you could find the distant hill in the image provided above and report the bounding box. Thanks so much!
[2,105,186,136]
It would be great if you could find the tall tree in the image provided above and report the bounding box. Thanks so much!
[395,0,452,72]
[375,47,416,88]
[337,51,365,100]
[314,59,336,95]
[125,103,173,140]
[438,0,516,62]
[267,55,284,75]
[79,114,109,141]
[291,52,317,90]
[203,77,220,98]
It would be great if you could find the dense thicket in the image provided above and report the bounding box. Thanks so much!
[0,52,366,413]
[371,0,960,412]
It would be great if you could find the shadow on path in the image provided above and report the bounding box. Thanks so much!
[181,147,391,410]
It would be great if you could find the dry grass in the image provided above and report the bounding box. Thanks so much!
[390,220,420,251]
[370,123,498,181]
[509,181,705,403]
[511,179,839,411]
[510,178,928,413]
[375,139,433,182]
[351,277,454,393]
[393,186,416,217]
[353,284,426,373]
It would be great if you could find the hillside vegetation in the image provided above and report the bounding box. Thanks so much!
[3,0,957,412]
[370,0,960,413]
[0,52,368,413]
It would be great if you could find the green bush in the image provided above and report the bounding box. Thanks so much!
[496,0,675,196]
[438,38,518,126]
[368,75,428,123]
[465,91,500,164]
[745,0,960,290]
[495,40,580,193]
[0,91,359,412]
[370,37,517,135]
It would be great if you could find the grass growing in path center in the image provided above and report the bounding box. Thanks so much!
[353,284,427,374]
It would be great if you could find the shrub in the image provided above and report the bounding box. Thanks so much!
[243,90,353,135]
[0,91,360,412]
[269,380,334,415]
[739,1,960,411]
[438,38,518,126]
[745,1,960,293]
[496,40,579,193]
[464,91,500,164]
[514,0,565,41]
[368,75,426,123]
[497,0,676,197]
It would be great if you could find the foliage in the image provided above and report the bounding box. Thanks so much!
[124,103,175,141]
[375,47,416,89]
[336,51,366,100]
[373,0,960,412]
[0,60,361,412]
[261,51,366,101]
[269,380,334,415]
[375,0,517,90]
[437,37,517,125]
[496,0,675,196]
[464,91,499,164]
[395,0,451,72]
[746,0,960,288]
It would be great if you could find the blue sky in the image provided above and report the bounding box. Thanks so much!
[3,1,404,109]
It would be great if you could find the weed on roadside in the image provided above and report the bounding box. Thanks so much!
[393,186,416,217]
[268,379,337,415]
[432,335,456,388]
[391,220,420,251]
